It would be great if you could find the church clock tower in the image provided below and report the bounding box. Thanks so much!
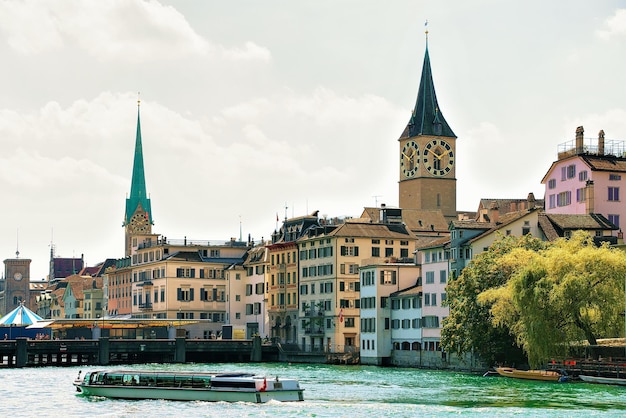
[2,253,31,316]
[399,30,457,222]
[123,100,154,256]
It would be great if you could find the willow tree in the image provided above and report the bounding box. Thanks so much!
[480,231,626,367]
[441,234,546,366]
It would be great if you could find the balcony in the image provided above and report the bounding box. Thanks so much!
[138,303,153,311]
[304,327,325,336]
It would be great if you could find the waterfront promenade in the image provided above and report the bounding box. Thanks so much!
[0,336,279,368]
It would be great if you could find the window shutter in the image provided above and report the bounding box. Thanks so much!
[341,246,346,256]
[354,247,359,256]
[177,288,182,301]
[190,288,195,301]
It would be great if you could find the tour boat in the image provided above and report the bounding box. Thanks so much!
[579,374,626,386]
[495,367,567,382]
[73,370,304,403]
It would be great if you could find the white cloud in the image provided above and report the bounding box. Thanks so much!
[219,41,271,62]
[466,122,503,146]
[0,0,270,62]
[596,9,626,40]
[564,108,626,141]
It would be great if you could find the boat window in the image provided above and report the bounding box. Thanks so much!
[156,375,176,387]
[123,374,140,385]
[175,375,195,388]
[211,380,256,389]
[191,375,211,388]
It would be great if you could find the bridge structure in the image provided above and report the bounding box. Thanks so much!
[0,336,279,368]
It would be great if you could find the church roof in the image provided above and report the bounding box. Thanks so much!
[400,36,455,139]
[125,103,153,224]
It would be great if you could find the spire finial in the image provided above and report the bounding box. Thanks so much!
[137,91,141,108]
[425,20,429,44]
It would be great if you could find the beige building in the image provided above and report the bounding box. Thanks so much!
[298,219,417,353]
[104,237,249,338]
[265,214,321,344]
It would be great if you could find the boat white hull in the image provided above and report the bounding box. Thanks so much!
[579,375,626,386]
[73,370,304,403]
[75,383,303,403]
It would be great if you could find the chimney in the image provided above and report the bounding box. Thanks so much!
[585,180,594,214]
[598,130,605,156]
[489,201,500,223]
[575,126,584,154]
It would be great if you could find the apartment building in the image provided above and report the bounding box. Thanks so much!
[298,220,417,353]
[359,262,420,365]
[543,126,626,233]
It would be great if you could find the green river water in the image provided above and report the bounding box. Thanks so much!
[0,362,624,417]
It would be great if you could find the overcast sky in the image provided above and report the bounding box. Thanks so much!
[1,0,626,280]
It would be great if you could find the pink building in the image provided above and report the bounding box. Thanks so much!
[542,126,626,232]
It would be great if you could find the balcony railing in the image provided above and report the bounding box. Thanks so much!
[304,328,325,335]
[138,303,153,311]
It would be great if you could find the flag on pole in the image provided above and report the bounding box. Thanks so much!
[339,308,344,323]
[276,213,279,222]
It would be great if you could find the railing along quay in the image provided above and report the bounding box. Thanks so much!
[0,336,278,368]
[546,358,626,379]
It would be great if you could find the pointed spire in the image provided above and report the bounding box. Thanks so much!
[125,96,153,225]
[401,27,455,139]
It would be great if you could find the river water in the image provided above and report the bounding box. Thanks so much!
[1,363,624,417]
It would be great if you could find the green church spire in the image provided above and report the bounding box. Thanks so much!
[124,99,152,226]
[400,30,455,139]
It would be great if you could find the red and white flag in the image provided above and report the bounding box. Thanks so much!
[339,308,344,323]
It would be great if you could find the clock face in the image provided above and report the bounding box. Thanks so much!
[13,272,22,281]
[400,140,420,178]
[423,139,454,176]
[130,212,150,234]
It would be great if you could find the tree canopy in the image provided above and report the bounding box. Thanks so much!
[441,234,546,366]
[479,231,626,367]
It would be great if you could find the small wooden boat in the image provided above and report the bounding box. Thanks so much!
[73,370,304,403]
[579,374,626,386]
[495,367,566,382]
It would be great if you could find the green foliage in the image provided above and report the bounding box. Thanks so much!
[480,231,626,367]
[441,234,546,365]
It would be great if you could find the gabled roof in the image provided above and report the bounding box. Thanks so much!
[468,209,540,244]
[327,221,414,239]
[61,275,98,302]
[416,235,450,250]
[399,37,455,139]
[359,207,449,234]
[390,281,422,298]
[164,251,204,262]
[541,154,626,183]
[580,155,626,172]
[539,213,618,233]
[450,220,493,231]
[477,195,544,216]
[273,213,321,244]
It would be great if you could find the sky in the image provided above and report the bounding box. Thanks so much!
[1,0,626,281]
